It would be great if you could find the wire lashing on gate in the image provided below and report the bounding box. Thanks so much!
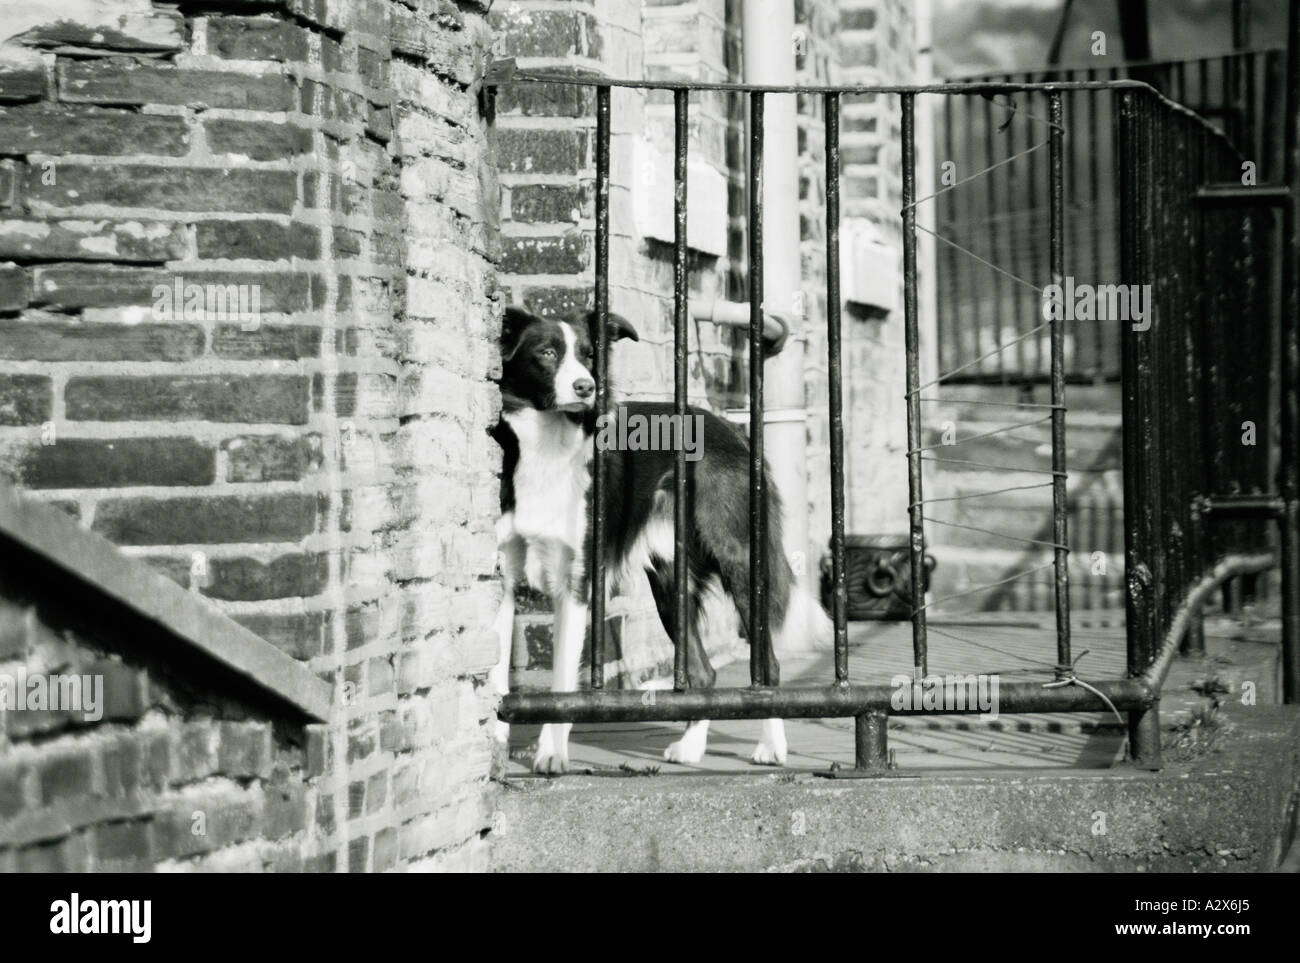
[903,86,1073,615]
[1043,649,1131,760]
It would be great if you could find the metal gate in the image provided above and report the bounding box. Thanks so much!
[485,8,1300,772]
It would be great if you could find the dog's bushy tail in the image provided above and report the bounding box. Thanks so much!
[771,578,834,655]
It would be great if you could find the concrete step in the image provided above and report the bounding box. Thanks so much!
[492,703,1300,871]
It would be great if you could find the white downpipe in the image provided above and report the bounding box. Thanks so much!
[741,0,811,584]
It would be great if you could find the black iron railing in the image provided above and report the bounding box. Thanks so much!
[938,48,1285,385]
[486,33,1299,771]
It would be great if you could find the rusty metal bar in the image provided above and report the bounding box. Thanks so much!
[902,93,928,677]
[1281,0,1300,703]
[673,88,690,692]
[590,84,610,689]
[748,91,769,686]
[825,92,849,684]
[1118,88,1161,768]
[499,678,1153,724]
[1048,91,1071,672]
[854,710,889,770]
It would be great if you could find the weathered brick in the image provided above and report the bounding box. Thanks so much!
[12,437,215,488]
[30,264,168,310]
[203,553,330,601]
[520,285,592,319]
[65,375,310,424]
[232,610,327,659]
[0,763,29,819]
[0,374,50,425]
[0,160,17,210]
[149,808,216,859]
[17,11,183,55]
[218,721,272,778]
[38,750,94,803]
[27,165,297,214]
[207,17,310,62]
[509,184,583,223]
[92,493,323,545]
[0,320,204,361]
[348,834,369,872]
[195,220,320,261]
[0,60,49,102]
[492,128,584,174]
[0,261,28,309]
[0,218,187,262]
[95,819,152,866]
[207,118,314,161]
[90,659,149,721]
[500,232,586,274]
[372,826,397,871]
[492,8,595,58]
[495,81,593,117]
[0,105,189,156]
[59,59,295,111]
[0,602,29,660]
[99,735,141,798]
[212,323,322,360]
[263,778,307,838]
[222,433,322,482]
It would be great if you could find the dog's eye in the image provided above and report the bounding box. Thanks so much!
[539,348,557,360]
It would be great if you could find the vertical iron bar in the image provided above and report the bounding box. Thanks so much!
[940,94,955,375]
[590,85,610,689]
[1048,91,1071,672]
[854,710,889,771]
[1280,0,1300,703]
[673,89,690,692]
[1087,68,1104,376]
[902,93,928,677]
[748,91,768,686]
[1118,88,1160,767]
[1004,77,1027,378]
[825,92,849,684]
[983,92,1004,381]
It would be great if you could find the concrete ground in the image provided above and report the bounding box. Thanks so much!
[507,610,1281,774]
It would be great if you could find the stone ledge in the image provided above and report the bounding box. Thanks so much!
[490,703,1300,872]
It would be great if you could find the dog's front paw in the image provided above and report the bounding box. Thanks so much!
[663,721,709,764]
[750,719,788,766]
[749,741,787,766]
[663,739,704,764]
[531,724,569,774]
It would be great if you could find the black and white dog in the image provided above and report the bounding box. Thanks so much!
[490,306,831,773]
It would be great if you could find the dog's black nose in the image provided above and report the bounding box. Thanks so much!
[573,377,595,399]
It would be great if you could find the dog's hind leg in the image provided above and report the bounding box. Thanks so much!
[648,560,716,764]
[717,559,789,766]
[532,589,586,774]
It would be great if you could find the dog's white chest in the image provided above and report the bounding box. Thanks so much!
[504,409,591,548]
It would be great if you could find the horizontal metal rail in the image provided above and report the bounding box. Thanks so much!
[499,680,1153,725]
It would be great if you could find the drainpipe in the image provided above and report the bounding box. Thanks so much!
[740,0,811,584]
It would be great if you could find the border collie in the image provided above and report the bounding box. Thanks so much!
[490,306,831,773]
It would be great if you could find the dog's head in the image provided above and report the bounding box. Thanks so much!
[499,306,639,413]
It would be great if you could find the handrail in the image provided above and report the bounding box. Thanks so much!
[0,479,331,721]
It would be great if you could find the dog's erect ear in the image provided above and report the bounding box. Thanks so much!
[501,306,537,361]
[581,309,640,345]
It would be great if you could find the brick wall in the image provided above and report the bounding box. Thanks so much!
[836,0,915,535]
[0,0,501,871]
